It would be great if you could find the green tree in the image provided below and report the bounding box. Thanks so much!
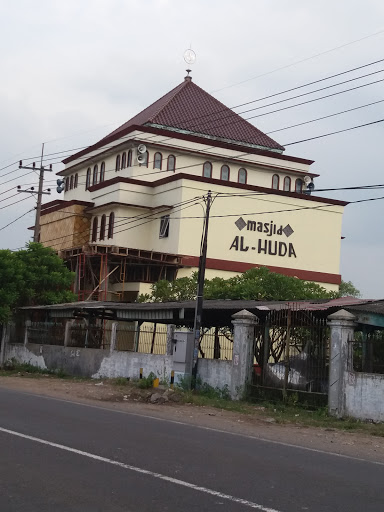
[0,250,25,323]
[337,280,361,298]
[0,242,76,322]
[138,266,335,303]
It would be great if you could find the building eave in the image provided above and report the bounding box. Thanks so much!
[61,124,314,168]
[88,173,348,206]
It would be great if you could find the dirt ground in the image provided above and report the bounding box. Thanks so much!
[1,375,384,464]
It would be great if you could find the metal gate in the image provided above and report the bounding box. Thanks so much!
[251,306,329,405]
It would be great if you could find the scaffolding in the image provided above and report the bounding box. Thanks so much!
[61,244,182,302]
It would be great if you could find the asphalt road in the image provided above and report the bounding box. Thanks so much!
[0,387,383,512]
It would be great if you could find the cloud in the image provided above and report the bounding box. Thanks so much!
[1,0,383,296]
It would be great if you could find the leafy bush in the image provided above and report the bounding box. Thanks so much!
[136,372,157,389]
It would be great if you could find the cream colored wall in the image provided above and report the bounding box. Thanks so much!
[86,175,343,279]
[176,178,344,276]
[58,133,343,290]
[61,131,314,204]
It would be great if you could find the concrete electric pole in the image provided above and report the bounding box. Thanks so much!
[191,190,213,382]
[18,143,52,242]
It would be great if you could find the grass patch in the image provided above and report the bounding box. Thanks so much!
[258,400,384,436]
[112,377,131,387]
[175,382,384,436]
[135,372,156,389]
[1,359,68,379]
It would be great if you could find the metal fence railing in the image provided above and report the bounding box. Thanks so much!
[68,325,111,349]
[27,322,65,346]
[351,330,384,374]
[20,320,234,360]
[199,328,233,360]
[136,323,168,354]
[251,307,329,404]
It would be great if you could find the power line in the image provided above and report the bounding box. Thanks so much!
[283,118,384,146]
[231,58,384,109]
[212,28,384,93]
[246,76,384,122]
[266,98,384,134]
[0,194,34,210]
[0,208,35,232]
[0,192,20,204]
[238,67,384,115]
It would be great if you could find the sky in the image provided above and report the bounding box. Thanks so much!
[0,0,383,298]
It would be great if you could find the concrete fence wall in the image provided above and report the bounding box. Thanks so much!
[2,310,257,400]
[5,343,174,382]
[344,371,384,422]
[328,309,384,422]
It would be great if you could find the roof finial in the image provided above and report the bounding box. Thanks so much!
[183,49,196,82]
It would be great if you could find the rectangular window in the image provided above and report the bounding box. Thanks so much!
[159,215,170,238]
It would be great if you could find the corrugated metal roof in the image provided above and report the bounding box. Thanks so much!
[20,297,373,312]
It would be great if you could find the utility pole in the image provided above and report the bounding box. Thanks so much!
[18,143,52,242]
[191,190,213,382]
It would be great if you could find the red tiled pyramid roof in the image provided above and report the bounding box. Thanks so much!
[104,77,285,152]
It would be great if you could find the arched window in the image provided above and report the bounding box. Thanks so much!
[65,178,69,192]
[115,155,121,172]
[86,168,91,190]
[203,162,212,178]
[127,150,133,167]
[93,165,98,185]
[70,175,74,189]
[108,212,115,239]
[154,152,162,169]
[272,174,279,190]
[284,176,291,192]
[100,162,105,183]
[99,214,106,241]
[91,217,98,242]
[74,173,78,188]
[295,178,303,193]
[167,155,176,172]
[238,168,247,184]
[121,152,127,169]
[221,165,230,181]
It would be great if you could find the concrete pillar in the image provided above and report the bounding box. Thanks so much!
[0,323,10,368]
[64,320,73,347]
[327,309,357,418]
[166,324,175,356]
[24,320,31,346]
[110,322,118,353]
[231,310,257,400]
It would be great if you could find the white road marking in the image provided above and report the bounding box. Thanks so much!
[0,426,281,512]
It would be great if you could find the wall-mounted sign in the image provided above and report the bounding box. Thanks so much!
[230,217,297,258]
